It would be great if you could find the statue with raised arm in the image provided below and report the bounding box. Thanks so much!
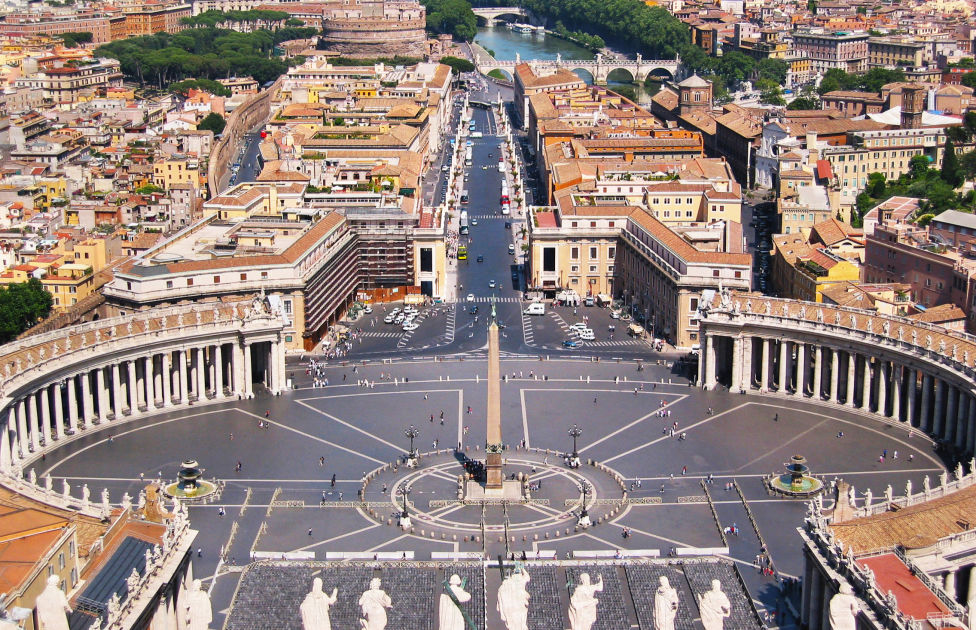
[654,576,679,630]
[35,575,72,630]
[439,574,471,630]
[828,584,859,630]
[185,579,212,630]
[301,577,338,630]
[698,579,731,630]
[568,573,603,630]
[497,568,531,630]
[358,577,392,630]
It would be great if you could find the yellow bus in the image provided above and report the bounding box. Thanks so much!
[457,246,468,260]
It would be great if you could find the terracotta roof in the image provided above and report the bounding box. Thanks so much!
[811,217,860,246]
[857,554,949,621]
[905,304,966,323]
[627,209,752,266]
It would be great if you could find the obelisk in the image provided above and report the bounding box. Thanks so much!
[485,304,504,490]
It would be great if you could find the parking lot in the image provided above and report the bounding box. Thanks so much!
[521,300,656,352]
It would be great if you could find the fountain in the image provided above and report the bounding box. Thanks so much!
[163,459,217,500]
[768,454,824,497]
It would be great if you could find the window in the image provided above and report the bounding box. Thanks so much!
[187,278,193,286]
[47,565,54,577]
[571,265,579,272]
[734,271,742,279]
[690,298,699,311]
[213,275,220,284]
[589,265,597,273]
[713,270,720,277]
[608,247,615,259]
[571,247,579,260]
[590,221,596,228]
[166,280,173,289]
[70,568,77,587]
[283,300,293,314]
[69,541,75,556]
[261,271,268,279]
[285,335,293,343]
[589,247,597,259]
[59,552,65,570]
[126,282,132,290]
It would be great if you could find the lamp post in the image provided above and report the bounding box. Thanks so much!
[577,480,592,528]
[404,425,420,462]
[398,484,412,529]
[568,424,582,468]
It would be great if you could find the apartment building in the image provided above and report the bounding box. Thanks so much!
[513,62,586,129]
[867,37,925,68]
[770,230,861,302]
[792,30,870,74]
[14,58,124,105]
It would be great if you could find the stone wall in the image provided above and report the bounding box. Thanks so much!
[319,17,427,58]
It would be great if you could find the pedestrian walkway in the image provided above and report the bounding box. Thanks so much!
[455,296,522,304]
[358,331,402,339]
[581,340,642,348]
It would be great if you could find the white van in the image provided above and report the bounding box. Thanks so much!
[508,243,515,255]
[524,302,545,316]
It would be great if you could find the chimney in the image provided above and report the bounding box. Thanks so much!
[806,132,819,167]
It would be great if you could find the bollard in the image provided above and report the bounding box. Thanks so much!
[421,529,425,536]
[579,375,583,381]
[586,376,590,383]
[453,534,457,541]
[387,518,392,526]
[447,375,450,380]
[566,528,571,535]
[440,376,443,381]
[544,532,549,539]
[555,531,560,538]
[534,534,539,541]
[476,375,479,383]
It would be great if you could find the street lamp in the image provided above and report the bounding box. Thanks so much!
[577,480,592,528]
[398,483,412,529]
[568,424,582,467]
[404,425,420,461]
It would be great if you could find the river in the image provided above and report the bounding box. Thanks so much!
[474,24,659,104]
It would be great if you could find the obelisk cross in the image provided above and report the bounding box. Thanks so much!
[485,297,503,489]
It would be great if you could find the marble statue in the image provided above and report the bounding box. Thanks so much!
[828,584,859,630]
[782,304,790,317]
[905,479,912,497]
[108,593,120,618]
[101,488,110,510]
[817,309,824,323]
[923,475,931,494]
[939,471,948,488]
[126,568,140,596]
[300,577,338,630]
[926,335,932,350]
[698,580,731,630]
[62,478,70,500]
[912,330,918,345]
[568,573,603,630]
[44,473,52,492]
[358,577,392,630]
[798,306,806,320]
[863,488,872,509]
[439,574,471,630]
[127,321,133,336]
[745,299,752,313]
[122,492,132,512]
[81,484,90,507]
[35,575,72,630]
[653,576,679,630]
[764,301,771,315]
[29,468,36,485]
[939,340,946,354]
[957,463,965,481]
[849,315,857,329]
[882,321,890,336]
[847,485,856,507]
[885,485,893,504]
[497,568,531,630]
[185,579,212,630]
[834,311,841,325]
[952,345,958,360]
[897,327,904,341]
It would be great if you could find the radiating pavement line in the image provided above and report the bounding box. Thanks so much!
[239,409,385,464]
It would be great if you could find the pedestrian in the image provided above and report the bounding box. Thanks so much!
[424,393,429,400]
[681,465,687,475]
[338,492,343,500]
[774,413,778,422]
[308,528,313,536]
[593,397,597,405]
[197,548,202,557]
[319,456,325,467]
[893,450,898,459]
[331,474,336,488]
[382,483,387,493]
[909,453,914,462]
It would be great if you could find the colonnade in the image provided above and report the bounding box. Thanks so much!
[2,332,287,472]
[698,305,976,456]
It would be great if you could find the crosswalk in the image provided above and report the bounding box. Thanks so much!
[456,296,522,304]
[465,214,511,220]
[580,339,642,347]
[359,331,401,339]
[521,309,535,346]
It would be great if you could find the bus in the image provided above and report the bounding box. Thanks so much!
[459,210,469,235]
[465,147,473,166]
[457,246,468,260]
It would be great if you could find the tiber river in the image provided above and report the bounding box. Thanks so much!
[475,24,659,103]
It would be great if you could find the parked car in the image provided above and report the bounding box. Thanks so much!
[477,255,484,263]
[466,293,475,302]
[562,340,580,348]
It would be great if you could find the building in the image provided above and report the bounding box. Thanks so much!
[792,30,870,74]
[770,232,861,302]
[13,58,124,105]
[513,63,586,128]
[929,209,976,254]
[314,0,427,58]
[867,37,925,68]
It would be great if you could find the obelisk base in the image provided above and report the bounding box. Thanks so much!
[485,452,503,490]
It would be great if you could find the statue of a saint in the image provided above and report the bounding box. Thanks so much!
[184,579,212,630]
[828,584,858,630]
[654,576,679,630]
[568,573,603,630]
[358,577,392,630]
[81,483,90,507]
[300,577,337,630]
[497,568,531,630]
[698,579,731,630]
[62,478,71,500]
[35,575,72,630]
[439,574,471,630]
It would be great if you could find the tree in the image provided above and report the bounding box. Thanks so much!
[611,84,637,101]
[909,154,932,179]
[717,51,755,86]
[941,139,963,187]
[439,55,475,73]
[787,96,819,110]
[423,0,477,41]
[866,172,886,198]
[136,184,165,194]
[961,150,976,183]
[757,58,788,85]
[56,31,94,47]
[198,112,226,134]
[487,69,508,80]
[807,0,817,13]
[0,278,53,343]
[962,72,976,90]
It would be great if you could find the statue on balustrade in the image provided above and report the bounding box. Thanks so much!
[300,577,338,630]
[698,579,731,630]
[439,574,471,630]
[497,567,531,630]
[358,577,392,630]
[35,575,72,630]
[828,584,858,630]
[654,576,679,630]
[568,573,603,630]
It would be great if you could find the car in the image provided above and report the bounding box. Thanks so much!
[471,219,478,226]
[469,305,479,315]
[403,306,417,314]
[394,314,405,324]
[384,314,397,324]
[363,305,373,314]
[504,222,511,229]
[489,280,496,288]
[512,271,518,279]
[466,293,475,302]
[402,322,419,331]
[390,308,401,315]
[610,310,620,319]
[476,255,484,263]
[562,340,580,348]
[578,329,595,341]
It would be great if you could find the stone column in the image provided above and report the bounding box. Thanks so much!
[67,376,79,431]
[53,384,64,440]
[704,334,717,390]
[813,345,823,400]
[956,395,970,450]
[778,340,789,393]
[16,399,28,457]
[934,379,947,437]
[127,361,138,414]
[39,389,51,444]
[96,367,109,423]
[80,373,93,428]
[761,338,771,392]
[243,344,253,397]
[829,349,840,403]
[214,344,224,398]
[178,350,189,404]
[906,368,917,426]
[945,570,957,601]
[145,355,157,411]
[731,336,743,393]
[26,394,39,451]
[877,361,888,417]
[846,352,856,407]
[946,386,959,445]
[860,356,872,410]
[891,364,902,421]
[968,399,976,456]
[196,347,207,400]
[796,343,807,397]
[741,337,753,391]
[161,352,172,407]
[920,373,933,432]
[0,411,11,471]
[232,342,245,396]
[112,364,123,420]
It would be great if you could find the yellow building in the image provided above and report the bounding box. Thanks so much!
[770,233,862,302]
[153,156,200,191]
[203,182,307,219]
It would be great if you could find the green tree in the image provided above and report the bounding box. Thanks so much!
[807,0,817,13]
[56,31,94,47]
[757,58,788,85]
[612,85,637,101]
[487,69,508,80]
[787,96,819,110]
[962,72,976,90]
[0,278,53,343]
[439,55,475,73]
[866,172,886,198]
[198,112,226,134]
[961,150,976,183]
[717,51,755,85]
[136,184,165,194]
[423,0,477,41]
[915,213,935,227]
[909,154,932,179]
[941,139,963,187]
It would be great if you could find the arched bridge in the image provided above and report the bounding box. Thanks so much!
[476,53,682,84]
[472,7,529,25]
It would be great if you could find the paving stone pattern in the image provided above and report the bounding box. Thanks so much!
[684,562,762,630]
[564,565,630,630]
[525,565,563,630]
